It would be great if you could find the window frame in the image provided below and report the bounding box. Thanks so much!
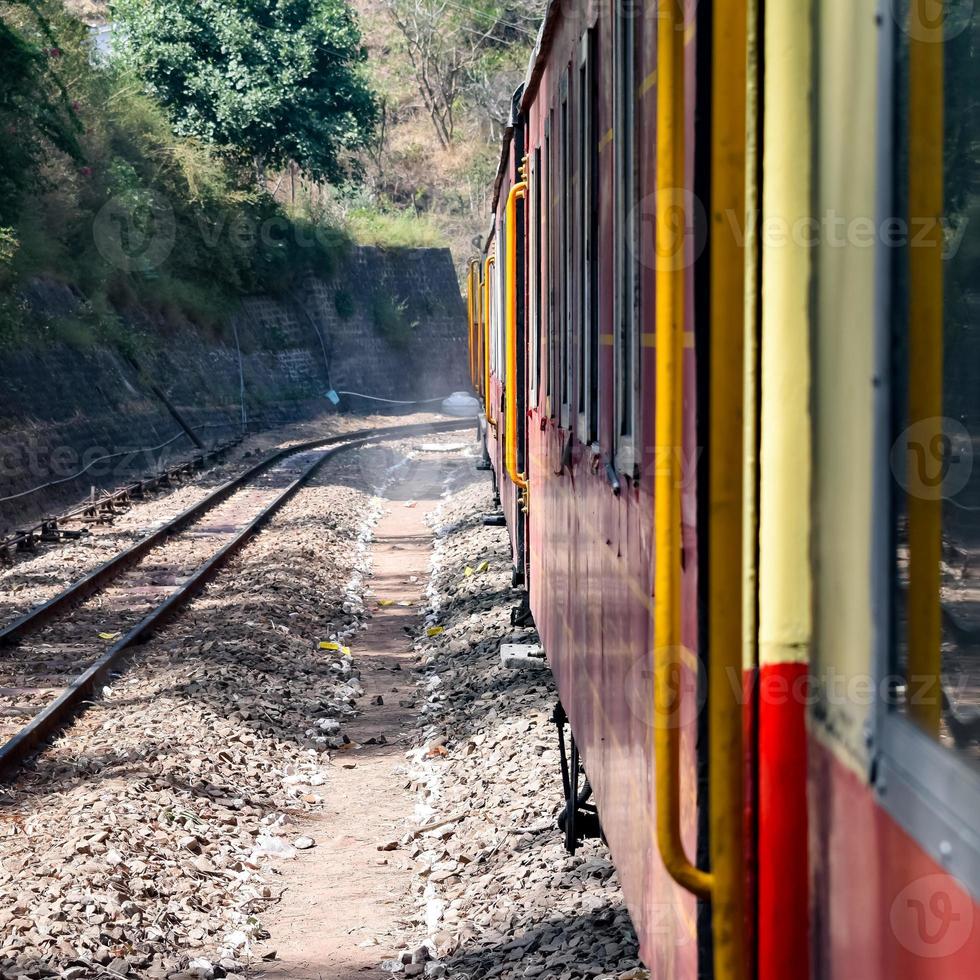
[870,7,980,898]
[494,216,506,380]
[530,147,542,411]
[577,28,600,446]
[559,68,572,428]
[613,0,640,476]
[545,112,555,418]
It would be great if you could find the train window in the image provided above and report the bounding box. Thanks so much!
[530,148,542,411]
[545,114,554,417]
[889,3,980,766]
[613,0,640,474]
[577,28,599,445]
[560,71,572,426]
[872,2,980,896]
[553,106,560,415]
[495,218,506,381]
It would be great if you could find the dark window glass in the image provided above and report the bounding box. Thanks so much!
[614,1,640,466]
[892,4,980,763]
[560,76,571,421]
[530,147,542,407]
[578,31,599,442]
[546,113,555,414]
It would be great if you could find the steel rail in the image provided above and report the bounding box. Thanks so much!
[0,418,469,648]
[0,434,245,556]
[0,417,472,776]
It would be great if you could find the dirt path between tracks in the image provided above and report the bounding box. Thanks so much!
[257,497,435,980]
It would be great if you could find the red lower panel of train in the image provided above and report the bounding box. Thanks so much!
[809,737,980,977]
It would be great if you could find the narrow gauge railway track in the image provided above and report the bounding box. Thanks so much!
[0,418,472,776]
[0,434,244,560]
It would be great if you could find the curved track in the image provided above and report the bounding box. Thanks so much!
[0,418,472,775]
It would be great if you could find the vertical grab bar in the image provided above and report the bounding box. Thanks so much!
[483,253,497,429]
[505,180,529,492]
[653,0,713,900]
[475,260,485,397]
[654,4,752,975]
[467,260,479,390]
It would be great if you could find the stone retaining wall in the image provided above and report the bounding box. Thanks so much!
[0,246,467,528]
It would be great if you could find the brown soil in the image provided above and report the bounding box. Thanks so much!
[257,497,435,980]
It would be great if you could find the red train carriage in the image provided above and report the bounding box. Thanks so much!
[468,1,980,979]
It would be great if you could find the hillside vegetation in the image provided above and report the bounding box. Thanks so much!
[344,0,545,266]
[0,0,542,349]
[0,0,368,348]
[233,0,545,268]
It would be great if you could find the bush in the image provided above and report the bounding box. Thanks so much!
[370,293,415,348]
[0,3,449,353]
[112,0,377,183]
[0,228,18,269]
[345,207,446,248]
[334,288,356,319]
[0,2,370,349]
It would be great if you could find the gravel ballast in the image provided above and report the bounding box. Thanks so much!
[0,413,443,632]
[0,431,647,980]
[389,471,645,980]
[0,445,392,979]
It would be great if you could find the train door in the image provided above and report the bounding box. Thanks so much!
[650,1,753,978]
[513,94,530,588]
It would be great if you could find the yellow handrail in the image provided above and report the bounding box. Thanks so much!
[504,180,528,492]
[483,253,497,429]
[466,259,479,390]
[475,260,484,397]
[467,262,473,385]
[653,0,713,900]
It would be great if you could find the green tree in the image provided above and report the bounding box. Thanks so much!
[0,1,83,226]
[111,0,378,183]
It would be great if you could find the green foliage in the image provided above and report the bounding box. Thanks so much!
[334,287,355,319]
[0,2,83,225]
[370,292,414,348]
[111,0,378,183]
[0,0,460,355]
[344,205,445,248]
[0,1,371,348]
[49,298,145,358]
[0,228,18,270]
